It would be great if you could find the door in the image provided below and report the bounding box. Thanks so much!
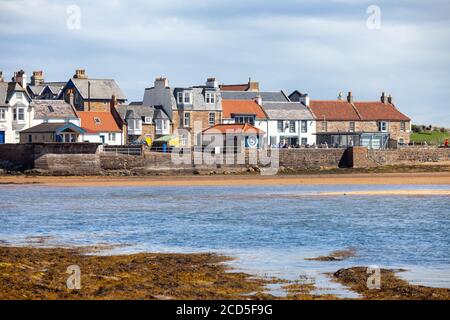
[0,131,5,144]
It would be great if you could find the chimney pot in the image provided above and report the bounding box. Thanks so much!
[0,71,3,82]
[206,77,218,88]
[155,77,169,88]
[31,70,44,86]
[74,69,87,79]
[387,94,393,104]
[347,91,353,103]
[381,92,387,103]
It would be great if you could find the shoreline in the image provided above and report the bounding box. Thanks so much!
[0,245,449,300]
[1,171,450,187]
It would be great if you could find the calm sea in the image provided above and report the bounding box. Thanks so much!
[1,184,449,297]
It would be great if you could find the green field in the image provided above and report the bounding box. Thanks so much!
[410,130,450,145]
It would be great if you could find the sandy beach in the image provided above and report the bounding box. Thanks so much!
[1,172,450,188]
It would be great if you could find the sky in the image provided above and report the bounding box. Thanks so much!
[0,0,449,126]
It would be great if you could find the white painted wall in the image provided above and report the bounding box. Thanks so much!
[0,92,33,143]
[267,120,316,147]
[81,132,123,145]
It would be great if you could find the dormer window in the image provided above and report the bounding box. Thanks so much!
[205,92,215,104]
[177,91,192,105]
[94,117,101,125]
[16,92,23,100]
[47,105,54,113]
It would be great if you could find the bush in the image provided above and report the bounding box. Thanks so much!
[440,128,448,133]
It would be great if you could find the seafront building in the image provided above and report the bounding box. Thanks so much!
[0,69,413,149]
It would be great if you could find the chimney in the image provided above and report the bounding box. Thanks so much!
[31,70,44,86]
[0,71,3,82]
[248,77,259,92]
[74,69,87,79]
[68,89,75,107]
[347,91,353,103]
[255,94,262,106]
[110,94,117,112]
[300,94,310,107]
[206,77,218,88]
[338,92,343,100]
[387,94,393,104]
[14,70,27,88]
[154,77,169,89]
[381,92,387,103]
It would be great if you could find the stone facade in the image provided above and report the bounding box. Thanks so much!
[316,120,411,144]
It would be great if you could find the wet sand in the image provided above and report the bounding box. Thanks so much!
[1,172,450,187]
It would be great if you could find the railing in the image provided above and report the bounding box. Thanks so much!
[102,145,143,156]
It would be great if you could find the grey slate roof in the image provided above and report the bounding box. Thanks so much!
[116,104,169,121]
[32,100,77,120]
[21,122,85,134]
[261,102,314,120]
[0,82,8,106]
[0,82,29,105]
[28,84,45,96]
[171,87,222,111]
[45,82,66,95]
[221,91,290,102]
[70,78,126,100]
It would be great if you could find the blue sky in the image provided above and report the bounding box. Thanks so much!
[1,0,449,126]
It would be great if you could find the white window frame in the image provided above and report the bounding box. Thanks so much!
[15,92,23,100]
[209,112,215,126]
[15,107,25,122]
[277,120,284,133]
[177,92,183,104]
[181,134,188,147]
[301,137,308,145]
[289,121,296,133]
[0,108,6,120]
[378,121,388,132]
[144,116,152,124]
[400,121,406,132]
[301,120,308,133]
[349,121,355,132]
[184,112,191,127]
[206,92,215,104]
[109,133,116,141]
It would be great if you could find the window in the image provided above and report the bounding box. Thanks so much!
[15,92,23,100]
[322,121,327,132]
[28,135,32,143]
[399,138,405,145]
[17,108,25,121]
[144,116,152,124]
[184,92,191,104]
[209,112,215,126]
[109,133,116,141]
[301,138,308,145]
[349,122,355,132]
[206,92,215,104]
[181,134,188,147]
[178,91,192,104]
[378,121,388,132]
[301,120,308,133]
[400,121,406,132]
[289,121,296,133]
[277,120,284,133]
[184,112,191,127]
[47,105,54,113]
[94,117,101,125]
[0,108,6,120]
[234,115,255,125]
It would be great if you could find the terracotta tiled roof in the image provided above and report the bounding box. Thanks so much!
[220,84,249,91]
[309,100,360,121]
[203,123,265,135]
[353,102,410,121]
[222,100,267,119]
[77,111,122,133]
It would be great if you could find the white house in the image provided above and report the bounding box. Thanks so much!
[0,71,34,144]
[77,111,123,145]
[260,102,316,147]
